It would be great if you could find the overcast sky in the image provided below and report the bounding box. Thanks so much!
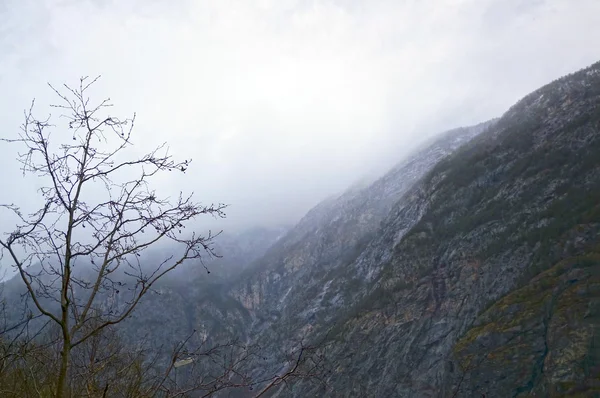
[0,0,599,232]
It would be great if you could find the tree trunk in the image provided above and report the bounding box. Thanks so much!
[56,341,70,398]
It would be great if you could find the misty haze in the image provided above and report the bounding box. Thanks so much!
[1,1,599,397]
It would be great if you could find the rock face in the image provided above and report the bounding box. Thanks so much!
[273,61,600,397]
[453,251,600,397]
[205,61,600,397]
[224,120,497,375]
[113,226,290,352]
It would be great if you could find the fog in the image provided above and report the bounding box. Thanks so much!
[1,0,599,232]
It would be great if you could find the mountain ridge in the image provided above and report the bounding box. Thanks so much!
[287,59,600,397]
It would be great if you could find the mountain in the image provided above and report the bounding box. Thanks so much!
[102,122,499,378]
[100,226,291,353]
[3,61,600,397]
[275,61,600,397]
[223,120,497,375]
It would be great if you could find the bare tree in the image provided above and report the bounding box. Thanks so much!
[0,76,226,398]
[149,332,332,398]
[0,317,332,398]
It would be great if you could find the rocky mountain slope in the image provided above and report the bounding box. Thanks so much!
[278,61,600,397]
[110,119,498,382]
[0,121,495,394]
[110,225,290,351]
[223,121,496,377]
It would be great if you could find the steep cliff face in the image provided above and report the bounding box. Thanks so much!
[453,250,600,397]
[114,226,289,351]
[229,122,493,333]
[286,61,600,397]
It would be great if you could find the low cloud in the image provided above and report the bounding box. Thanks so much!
[0,0,599,230]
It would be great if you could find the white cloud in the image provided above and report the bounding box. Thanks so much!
[0,0,599,230]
